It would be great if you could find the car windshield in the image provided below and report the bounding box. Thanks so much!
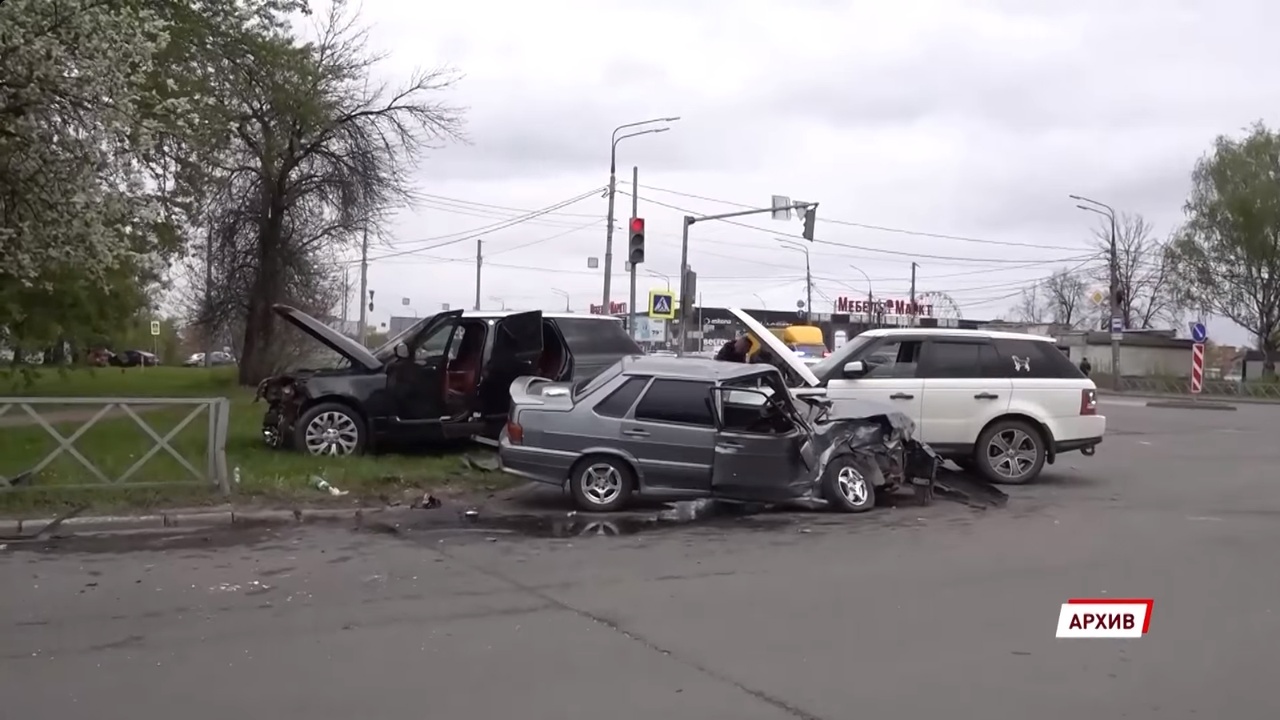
[372,316,434,361]
[807,334,877,378]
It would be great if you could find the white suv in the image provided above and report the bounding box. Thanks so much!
[730,309,1105,484]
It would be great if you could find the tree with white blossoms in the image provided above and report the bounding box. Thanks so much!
[0,0,171,345]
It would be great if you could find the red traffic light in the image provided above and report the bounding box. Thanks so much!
[630,217,644,234]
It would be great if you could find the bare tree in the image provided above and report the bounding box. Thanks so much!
[1088,213,1183,329]
[1014,284,1048,324]
[193,0,466,384]
[1041,268,1089,328]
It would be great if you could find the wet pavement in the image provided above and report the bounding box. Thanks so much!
[4,398,1280,719]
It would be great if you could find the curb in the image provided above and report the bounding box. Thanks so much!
[1145,400,1237,412]
[1,505,381,538]
[1099,390,1280,406]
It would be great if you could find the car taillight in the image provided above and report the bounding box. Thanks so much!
[1080,388,1097,415]
[506,420,524,444]
[823,350,831,357]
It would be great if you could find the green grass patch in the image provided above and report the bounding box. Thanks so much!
[0,367,517,518]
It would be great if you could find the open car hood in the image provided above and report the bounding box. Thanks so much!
[271,305,382,372]
[727,308,820,387]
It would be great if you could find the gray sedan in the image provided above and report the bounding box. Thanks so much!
[498,355,939,513]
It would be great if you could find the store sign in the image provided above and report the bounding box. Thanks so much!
[835,297,933,316]
[589,301,627,315]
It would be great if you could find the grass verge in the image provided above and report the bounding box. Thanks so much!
[0,366,518,518]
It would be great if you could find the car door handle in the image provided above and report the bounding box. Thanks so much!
[718,441,743,450]
[889,393,914,400]
[622,429,649,438]
[974,392,999,400]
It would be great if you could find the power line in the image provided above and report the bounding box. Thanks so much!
[620,189,1098,266]
[363,189,604,262]
[626,182,1088,252]
[417,193,602,219]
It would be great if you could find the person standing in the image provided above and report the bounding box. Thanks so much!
[1079,356,1092,376]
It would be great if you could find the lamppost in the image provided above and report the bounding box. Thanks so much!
[847,264,874,326]
[752,293,767,309]
[489,296,506,311]
[777,239,812,322]
[1070,194,1121,386]
[646,269,671,289]
[602,117,680,313]
[551,288,570,312]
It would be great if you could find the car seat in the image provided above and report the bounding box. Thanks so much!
[446,326,485,398]
[535,324,564,378]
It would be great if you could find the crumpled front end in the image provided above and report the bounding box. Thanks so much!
[254,374,306,449]
[809,407,941,503]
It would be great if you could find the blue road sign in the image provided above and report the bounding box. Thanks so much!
[648,290,675,319]
[1190,322,1207,343]
[1110,316,1124,333]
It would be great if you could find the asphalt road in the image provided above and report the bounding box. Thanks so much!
[3,398,1280,720]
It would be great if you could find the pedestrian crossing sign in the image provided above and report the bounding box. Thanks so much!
[648,290,675,319]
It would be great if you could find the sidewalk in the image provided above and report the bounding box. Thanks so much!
[1098,389,1280,405]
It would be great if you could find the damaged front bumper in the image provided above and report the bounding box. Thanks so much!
[255,377,301,449]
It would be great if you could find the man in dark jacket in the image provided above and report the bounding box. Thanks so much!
[1079,357,1092,376]
[716,332,750,363]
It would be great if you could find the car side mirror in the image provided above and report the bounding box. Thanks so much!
[393,342,410,360]
[842,360,867,378]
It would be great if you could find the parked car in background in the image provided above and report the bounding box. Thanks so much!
[183,351,236,367]
[107,350,159,368]
[498,355,939,513]
[256,305,642,456]
[729,308,1105,485]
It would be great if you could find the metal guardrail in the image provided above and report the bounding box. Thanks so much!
[1110,377,1280,400]
[0,397,231,493]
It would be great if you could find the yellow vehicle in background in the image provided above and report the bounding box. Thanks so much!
[746,324,829,365]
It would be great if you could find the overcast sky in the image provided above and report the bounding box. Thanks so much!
[341,0,1276,346]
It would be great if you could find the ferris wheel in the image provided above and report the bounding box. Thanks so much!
[916,291,963,319]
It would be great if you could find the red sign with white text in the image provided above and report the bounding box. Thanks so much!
[835,297,933,317]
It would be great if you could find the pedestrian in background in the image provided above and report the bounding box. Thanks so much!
[1079,356,1092,376]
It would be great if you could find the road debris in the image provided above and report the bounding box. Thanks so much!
[311,475,349,497]
[411,493,442,510]
[462,454,500,472]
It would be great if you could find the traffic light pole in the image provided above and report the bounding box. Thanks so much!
[675,202,816,356]
[628,165,638,338]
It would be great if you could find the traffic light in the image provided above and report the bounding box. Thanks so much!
[802,206,817,241]
[628,217,645,265]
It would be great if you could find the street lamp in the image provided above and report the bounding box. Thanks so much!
[777,239,812,320]
[551,288,570,312]
[602,117,681,313]
[1070,193,1121,386]
[647,269,672,290]
[752,293,767,309]
[489,295,506,311]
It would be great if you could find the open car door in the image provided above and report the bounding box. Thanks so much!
[708,385,814,502]
[470,311,544,434]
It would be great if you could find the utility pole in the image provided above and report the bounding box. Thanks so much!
[909,262,918,328]
[602,117,680,313]
[474,239,483,311]
[357,225,369,345]
[628,165,639,337]
[203,218,215,368]
[341,267,349,323]
[804,253,813,325]
[1070,195,1122,388]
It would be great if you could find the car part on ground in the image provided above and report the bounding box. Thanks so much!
[498,356,940,513]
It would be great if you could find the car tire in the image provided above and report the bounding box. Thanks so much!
[294,403,366,457]
[975,419,1046,485]
[822,456,876,513]
[568,455,634,512]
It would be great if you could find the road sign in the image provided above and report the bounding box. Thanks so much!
[648,289,675,319]
[1110,316,1124,332]
[770,195,792,221]
[1089,289,1106,306]
[1190,321,1207,343]
[150,321,160,336]
[1191,342,1205,394]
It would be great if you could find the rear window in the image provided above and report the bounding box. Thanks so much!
[556,318,641,356]
[573,362,621,398]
